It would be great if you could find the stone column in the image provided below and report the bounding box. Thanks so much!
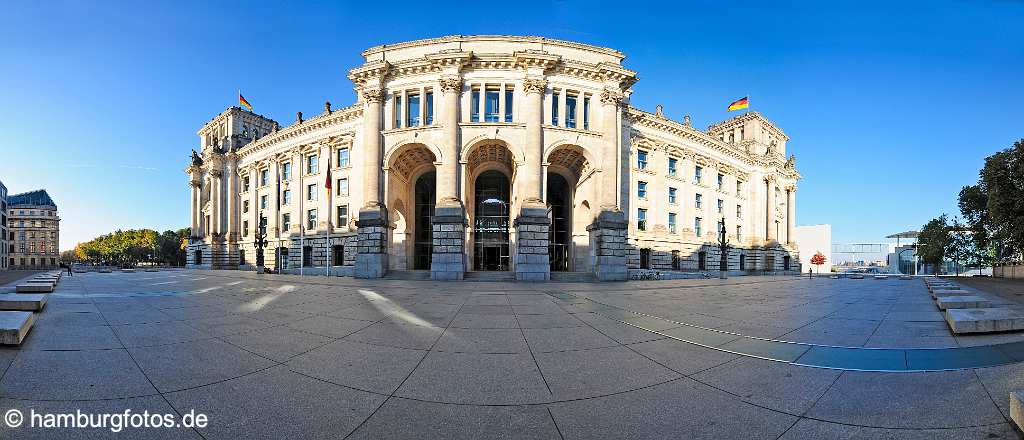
[355,86,389,278]
[210,170,222,237]
[225,155,238,242]
[189,179,200,235]
[786,186,795,244]
[431,75,467,280]
[766,177,777,243]
[512,77,551,281]
[587,88,628,281]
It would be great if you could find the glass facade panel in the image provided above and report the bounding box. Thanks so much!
[551,91,559,125]
[504,90,513,122]
[425,92,434,124]
[407,94,420,127]
[566,94,577,128]
[471,89,481,122]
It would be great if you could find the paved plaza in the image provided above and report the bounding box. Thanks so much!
[1,271,1023,439]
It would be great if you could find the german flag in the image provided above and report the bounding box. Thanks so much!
[239,92,253,111]
[727,96,749,112]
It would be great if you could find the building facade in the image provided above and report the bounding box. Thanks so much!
[0,180,7,270]
[185,35,801,280]
[8,190,60,269]
[794,224,831,273]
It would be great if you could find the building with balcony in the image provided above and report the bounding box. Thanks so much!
[185,35,801,280]
[8,189,60,269]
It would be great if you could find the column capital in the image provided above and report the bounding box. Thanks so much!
[438,76,463,94]
[600,88,625,106]
[209,169,223,178]
[360,87,385,104]
[522,78,548,95]
[189,179,202,188]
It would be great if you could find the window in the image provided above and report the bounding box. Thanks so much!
[337,178,349,196]
[242,177,250,192]
[668,158,677,176]
[395,95,403,127]
[307,184,317,201]
[694,166,703,184]
[583,96,590,130]
[638,208,647,231]
[504,89,513,122]
[736,225,743,241]
[307,155,318,174]
[668,187,677,204]
[281,213,290,231]
[737,180,744,196]
[551,90,560,125]
[695,217,703,236]
[407,93,421,126]
[337,148,349,167]
[717,174,724,190]
[425,92,434,124]
[637,181,647,199]
[637,150,648,169]
[243,220,249,236]
[718,220,726,235]
[736,204,742,219]
[668,213,677,234]
[282,189,291,205]
[281,162,291,181]
[640,248,651,269]
[695,193,703,209]
[336,205,348,227]
[566,93,577,128]
[260,169,269,186]
[485,88,499,122]
[243,200,249,213]
[471,88,481,122]
[717,199,724,214]
[303,246,313,267]
[260,195,268,211]
[672,250,681,270]
[698,251,707,270]
[332,245,345,266]
[306,209,317,230]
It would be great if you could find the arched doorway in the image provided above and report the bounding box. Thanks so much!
[547,173,572,271]
[473,170,510,271]
[413,171,435,269]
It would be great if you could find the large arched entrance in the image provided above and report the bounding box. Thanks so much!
[473,170,511,271]
[545,144,593,272]
[413,171,435,269]
[385,143,437,271]
[547,173,571,271]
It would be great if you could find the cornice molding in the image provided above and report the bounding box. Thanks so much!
[236,105,363,159]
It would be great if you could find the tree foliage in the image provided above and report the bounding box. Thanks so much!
[917,215,950,273]
[810,252,826,266]
[977,140,1024,260]
[72,228,190,266]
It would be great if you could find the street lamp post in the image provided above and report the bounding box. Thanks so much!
[254,215,268,274]
[717,217,731,279]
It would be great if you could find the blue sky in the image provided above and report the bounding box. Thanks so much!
[2,1,1022,250]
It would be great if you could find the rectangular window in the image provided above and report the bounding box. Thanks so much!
[338,178,349,196]
[407,93,421,127]
[471,88,481,122]
[281,162,291,181]
[637,181,647,199]
[717,199,724,214]
[260,195,268,210]
[695,193,703,209]
[736,225,742,241]
[332,244,345,266]
[485,88,500,122]
[243,177,250,192]
[282,213,290,231]
[551,91,560,125]
[260,169,269,186]
[668,213,677,234]
[668,187,677,204]
[736,205,742,219]
[668,158,677,176]
[695,217,703,237]
[337,148,349,167]
[307,155,318,174]
[394,95,403,128]
[504,89,513,122]
[307,184,317,201]
[583,96,590,130]
[717,173,725,191]
[282,189,291,205]
[243,220,249,236]
[637,150,648,169]
[425,92,434,124]
[336,205,348,227]
[566,93,577,128]
[637,208,647,231]
[243,200,249,213]
[737,180,744,196]
[694,166,703,184]
[303,246,313,267]
[306,209,317,230]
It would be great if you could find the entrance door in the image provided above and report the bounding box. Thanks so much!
[547,173,571,271]
[473,170,510,271]
[414,172,436,270]
[277,247,289,271]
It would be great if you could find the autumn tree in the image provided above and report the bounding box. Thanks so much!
[810,251,826,274]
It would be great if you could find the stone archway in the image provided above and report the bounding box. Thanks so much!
[386,144,437,270]
[464,141,517,272]
[545,145,593,272]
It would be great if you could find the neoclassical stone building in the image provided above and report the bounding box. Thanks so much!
[8,190,60,269]
[185,35,800,280]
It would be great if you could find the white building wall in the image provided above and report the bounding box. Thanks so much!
[794,224,832,272]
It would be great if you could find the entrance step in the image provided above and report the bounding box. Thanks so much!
[384,270,431,281]
[945,308,1024,334]
[935,295,992,310]
[0,311,35,345]
[550,272,597,282]
[464,271,515,282]
[0,294,47,312]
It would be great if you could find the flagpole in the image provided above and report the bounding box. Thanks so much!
[299,173,304,277]
[326,158,332,278]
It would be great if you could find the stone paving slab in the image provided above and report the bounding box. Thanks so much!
[946,308,1024,334]
[936,295,992,310]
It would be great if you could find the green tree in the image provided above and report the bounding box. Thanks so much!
[979,139,1024,261]
[945,218,972,277]
[918,215,950,275]
[958,184,991,268]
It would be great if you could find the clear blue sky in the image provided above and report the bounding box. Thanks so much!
[2,1,1022,250]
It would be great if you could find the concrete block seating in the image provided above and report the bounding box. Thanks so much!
[930,289,972,299]
[0,294,47,312]
[122,268,136,273]
[98,268,112,273]
[899,275,913,280]
[849,274,865,279]
[144,268,160,272]
[1012,391,1024,432]
[16,282,53,293]
[0,311,35,345]
[873,275,890,280]
[946,308,1024,334]
[935,295,992,310]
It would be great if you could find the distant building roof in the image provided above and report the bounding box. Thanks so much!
[886,231,919,239]
[8,190,56,207]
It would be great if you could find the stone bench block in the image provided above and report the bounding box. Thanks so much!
[1011,391,1024,432]
[849,274,865,279]
[873,275,889,279]
[0,311,35,345]
[16,283,54,293]
[935,295,992,310]
[0,294,47,312]
[946,308,1024,334]
[899,275,914,280]
[931,289,972,299]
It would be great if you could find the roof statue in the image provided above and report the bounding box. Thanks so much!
[191,149,204,167]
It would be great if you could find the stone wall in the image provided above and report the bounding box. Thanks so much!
[514,207,551,282]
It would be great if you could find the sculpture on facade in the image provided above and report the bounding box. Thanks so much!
[190,149,204,167]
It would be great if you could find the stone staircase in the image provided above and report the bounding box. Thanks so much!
[383,270,431,281]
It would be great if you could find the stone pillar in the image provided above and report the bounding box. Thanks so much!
[514,77,551,281]
[431,75,467,280]
[355,86,389,278]
[766,177,777,243]
[587,88,628,281]
[189,179,200,235]
[210,170,222,237]
[225,155,238,242]
[786,186,795,244]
